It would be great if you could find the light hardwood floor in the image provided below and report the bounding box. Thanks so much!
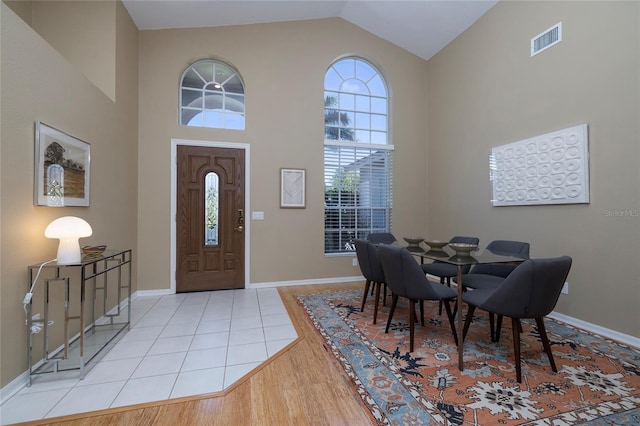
[21,282,373,426]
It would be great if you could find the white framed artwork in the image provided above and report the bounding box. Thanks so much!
[280,168,305,208]
[34,121,91,207]
[491,124,589,206]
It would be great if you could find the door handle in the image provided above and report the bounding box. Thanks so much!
[235,209,244,232]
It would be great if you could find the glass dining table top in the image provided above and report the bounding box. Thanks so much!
[404,245,526,266]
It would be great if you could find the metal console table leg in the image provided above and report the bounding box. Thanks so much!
[26,249,133,385]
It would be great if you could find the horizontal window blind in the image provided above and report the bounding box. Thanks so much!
[324,142,393,253]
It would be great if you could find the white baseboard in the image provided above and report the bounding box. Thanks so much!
[134,289,174,298]
[0,370,30,405]
[247,275,363,289]
[548,311,640,349]
[132,276,365,294]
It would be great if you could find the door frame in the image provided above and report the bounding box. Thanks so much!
[170,138,251,293]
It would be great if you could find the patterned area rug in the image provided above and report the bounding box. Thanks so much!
[297,289,640,425]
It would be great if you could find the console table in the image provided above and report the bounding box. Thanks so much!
[26,249,132,385]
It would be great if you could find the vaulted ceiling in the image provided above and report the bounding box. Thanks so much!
[122,0,498,60]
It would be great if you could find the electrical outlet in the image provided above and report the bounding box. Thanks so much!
[561,282,569,294]
[352,258,358,267]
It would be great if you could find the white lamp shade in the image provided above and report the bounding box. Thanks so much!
[45,216,93,264]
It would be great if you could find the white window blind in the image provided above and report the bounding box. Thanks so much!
[324,141,393,253]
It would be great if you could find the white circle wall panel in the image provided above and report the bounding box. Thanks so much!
[491,124,589,206]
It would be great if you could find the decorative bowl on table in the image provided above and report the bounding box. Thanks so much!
[424,240,448,250]
[402,237,424,247]
[82,245,107,258]
[448,242,478,256]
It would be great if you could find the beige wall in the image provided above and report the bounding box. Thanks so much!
[5,0,118,101]
[3,0,30,24]
[0,2,138,387]
[137,18,429,290]
[426,1,640,336]
[31,0,116,101]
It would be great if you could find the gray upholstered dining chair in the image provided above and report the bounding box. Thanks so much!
[461,256,572,383]
[377,244,458,352]
[353,239,387,324]
[365,232,396,302]
[421,236,479,314]
[366,232,397,245]
[462,240,531,290]
[455,239,530,341]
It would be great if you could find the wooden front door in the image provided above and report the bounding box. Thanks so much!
[176,145,245,292]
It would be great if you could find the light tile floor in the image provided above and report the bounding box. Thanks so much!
[0,288,296,425]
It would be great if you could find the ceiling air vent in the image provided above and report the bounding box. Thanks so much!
[531,22,562,57]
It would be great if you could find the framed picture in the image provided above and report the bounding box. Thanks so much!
[34,122,90,207]
[280,168,305,208]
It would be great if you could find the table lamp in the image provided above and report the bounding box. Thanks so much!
[45,216,93,265]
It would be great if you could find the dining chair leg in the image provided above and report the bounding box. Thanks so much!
[438,277,445,315]
[373,281,381,325]
[495,315,504,342]
[409,299,416,352]
[489,313,496,342]
[493,314,513,343]
[512,317,522,383]
[536,317,557,373]
[443,300,458,346]
[385,294,398,333]
[462,304,476,341]
[419,300,425,326]
[383,283,387,306]
[361,279,372,312]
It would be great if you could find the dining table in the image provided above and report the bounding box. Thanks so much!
[405,244,527,371]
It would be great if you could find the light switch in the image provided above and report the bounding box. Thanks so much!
[252,211,264,220]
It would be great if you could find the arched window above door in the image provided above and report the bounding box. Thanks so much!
[180,59,245,130]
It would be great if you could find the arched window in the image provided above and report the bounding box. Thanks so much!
[324,57,392,254]
[180,59,245,130]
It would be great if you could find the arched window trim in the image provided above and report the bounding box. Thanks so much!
[179,59,246,130]
[324,56,389,145]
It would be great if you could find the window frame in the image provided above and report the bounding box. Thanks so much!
[179,59,245,130]
[323,57,392,255]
